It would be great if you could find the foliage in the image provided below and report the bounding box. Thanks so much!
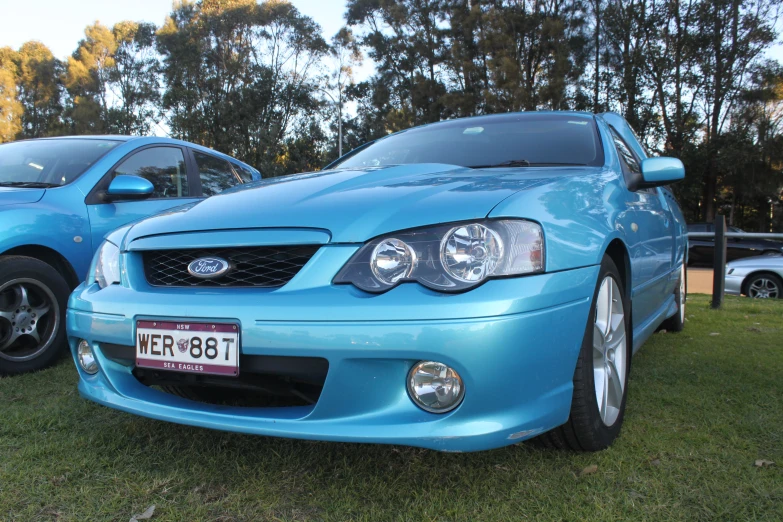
[157,0,329,176]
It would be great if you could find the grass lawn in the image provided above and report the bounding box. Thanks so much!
[1,295,781,521]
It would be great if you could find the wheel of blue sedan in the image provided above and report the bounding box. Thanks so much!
[536,255,631,451]
[0,256,70,375]
[592,276,627,427]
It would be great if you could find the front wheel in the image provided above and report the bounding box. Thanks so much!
[744,273,782,299]
[536,256,631,451]
[0,256,70,376]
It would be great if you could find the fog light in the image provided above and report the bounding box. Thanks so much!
[407,361,464,413]
[77,340,98,374]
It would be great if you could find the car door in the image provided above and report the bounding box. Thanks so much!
[190,150,244,197]
[612,131,675,327]
[86,145,201,249]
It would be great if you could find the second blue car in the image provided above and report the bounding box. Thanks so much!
[67,112,687,452]
[0,136,260,375]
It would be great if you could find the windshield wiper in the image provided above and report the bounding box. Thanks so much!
[0,181,58,188]
[467,160,588,169]
[468,160,531,168]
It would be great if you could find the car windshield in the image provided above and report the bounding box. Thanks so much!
[0,139,120,187]
[331,114,604,170]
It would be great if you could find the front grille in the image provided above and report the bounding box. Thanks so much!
[142,246,320,287]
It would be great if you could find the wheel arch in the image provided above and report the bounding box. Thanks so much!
[0,245,80,289]
[604,238,632,300]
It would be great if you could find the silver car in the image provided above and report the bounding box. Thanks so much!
[725,255,783,298]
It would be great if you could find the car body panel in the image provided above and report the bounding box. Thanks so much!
[67,112,688,451]
[724,255,783,296]
[0,137,261,283]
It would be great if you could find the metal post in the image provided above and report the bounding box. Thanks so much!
[711,215,727,309]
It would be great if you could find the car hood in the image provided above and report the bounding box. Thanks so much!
[125,163,589,244]
[0,188,46,207]
[727,254,783,268]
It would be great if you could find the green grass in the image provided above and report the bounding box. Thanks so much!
[1,295,781,521]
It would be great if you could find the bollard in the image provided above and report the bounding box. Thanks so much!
[711,215,727,309]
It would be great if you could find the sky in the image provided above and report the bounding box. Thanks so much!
[0,0,353,59]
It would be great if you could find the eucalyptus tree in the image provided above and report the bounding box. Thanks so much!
[107,21,161,135]
[0,47,22,142]
[66,22,116,134]
[693,0,779,222]
[346,0,450,127]
[14,41,65,138]
[157,0,329,174]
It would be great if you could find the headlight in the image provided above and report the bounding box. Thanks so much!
[334,219,544,292]
[92,240,121,288]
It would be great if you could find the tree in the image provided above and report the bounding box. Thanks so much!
[66,22,117,134]
[324,27,362,158]
[157,0,329,175]
[0,47,22,142]
[15,41,65,138]
[107,21,160,135]
[694,0,779,222]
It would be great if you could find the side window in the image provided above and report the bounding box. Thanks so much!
[611,130,656,194]
[234,163,256,183]
[612,133,642,175]
[194,151,240,196]
[113,147,189,198]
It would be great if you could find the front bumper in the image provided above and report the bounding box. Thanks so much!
[67,260,599,452]
[725,271,745,296]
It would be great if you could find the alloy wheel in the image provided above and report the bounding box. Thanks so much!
[592,276,627,427]
[748,278,780,299]
[0,279,60,362]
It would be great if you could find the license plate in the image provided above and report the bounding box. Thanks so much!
[135,320,239,377]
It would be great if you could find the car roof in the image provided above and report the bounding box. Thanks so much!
[13,135,136,142]
[13,135,257,171]
[417,110,595,129]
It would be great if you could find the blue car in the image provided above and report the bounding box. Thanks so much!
[0,136,260,375]
[67,112,687,452]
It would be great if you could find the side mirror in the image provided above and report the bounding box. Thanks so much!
[639,157,685,188]
[104,175,154,202]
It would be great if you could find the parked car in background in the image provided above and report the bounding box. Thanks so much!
[687,222,783,266]
[68,111,687,452]
[0,136,260,375]
[725,255,783,299]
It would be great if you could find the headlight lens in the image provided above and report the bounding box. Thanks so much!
[371,238,417,285]
[334,219,544,292]
[93,240,121,288]
[441,223,503,282]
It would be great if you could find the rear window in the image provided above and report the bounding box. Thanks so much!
[0,139,120,187]
[332,114,604,170]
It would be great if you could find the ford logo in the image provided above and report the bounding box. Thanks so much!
[187,257,231,279]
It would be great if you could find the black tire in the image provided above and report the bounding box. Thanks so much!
[0,256,71,376]
[535,255,632,451]
[661,264,686,332]
[743,272,783,299]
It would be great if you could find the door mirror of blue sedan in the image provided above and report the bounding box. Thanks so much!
[639,157,685,188]
[105,175,154,201]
